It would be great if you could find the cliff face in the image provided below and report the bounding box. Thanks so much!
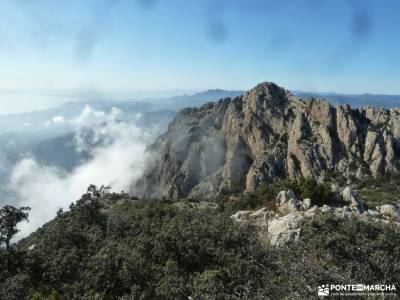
[137,82,400,200]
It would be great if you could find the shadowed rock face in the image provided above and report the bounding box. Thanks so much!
[137,82,400,200]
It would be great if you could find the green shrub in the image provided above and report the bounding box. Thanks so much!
[355,173,400,207]
[288,214,400,288]
[18,200,280,299]
[2,188,399,299]
[290,177,334,206]
[218,177,334,213]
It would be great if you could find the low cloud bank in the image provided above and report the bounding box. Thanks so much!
[9,105,153,239]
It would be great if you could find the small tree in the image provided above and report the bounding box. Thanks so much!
[0,205,30,270]
[73,185,110,224]
[87,184,111,200]
[0,206,30,252]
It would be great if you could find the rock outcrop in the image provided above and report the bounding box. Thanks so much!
[231,188,400,246]
[377,204,400,219]
[137,82,400,200]
[341,186,364,211]
[275,189,299,215]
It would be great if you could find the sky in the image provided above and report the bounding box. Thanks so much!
[0,0,399,105]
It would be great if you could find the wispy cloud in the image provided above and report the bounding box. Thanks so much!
[51,115,65,124]
[10,105,152,239]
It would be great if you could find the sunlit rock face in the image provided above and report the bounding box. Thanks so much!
[137,82,400,200]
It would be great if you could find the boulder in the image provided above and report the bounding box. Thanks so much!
[276,189,299,215]
[249,207,275,220]
[305,206,320,217]
[341,186,363,209]
[321,205,333,213]
[299,198,312,211]
[230,210,253,222]
[377,204,400,219]
[267,212,305,246]
[276,190,292,206]
[366,209,380,217]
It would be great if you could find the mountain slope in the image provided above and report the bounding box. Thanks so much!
[137,82,400,200]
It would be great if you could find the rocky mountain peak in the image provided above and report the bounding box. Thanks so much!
[245,81,293,104]
[137,82,400,200]
[242,82,298,117]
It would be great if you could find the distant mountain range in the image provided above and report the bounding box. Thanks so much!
[0,89,244,134]
[293,91,400,109]
[1,88,398,138]
[144,89,245,111]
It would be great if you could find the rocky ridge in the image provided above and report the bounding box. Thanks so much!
[137,82,400,200]
[231,186,400,246]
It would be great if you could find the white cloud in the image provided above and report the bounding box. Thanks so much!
[10,106,153,240]
[110,107,122,119]
[69,104,93,126]
[52,115,65,124]
[22,122,31,127]
[70,104,121,127]
[94,111,105,118]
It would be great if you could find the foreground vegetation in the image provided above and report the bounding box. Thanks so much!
[355,173,400,208]
[0,181,399,299]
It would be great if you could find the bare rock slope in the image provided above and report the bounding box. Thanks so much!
[137,82,400,199]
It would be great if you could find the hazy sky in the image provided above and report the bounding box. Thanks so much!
[0,0,399,96]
